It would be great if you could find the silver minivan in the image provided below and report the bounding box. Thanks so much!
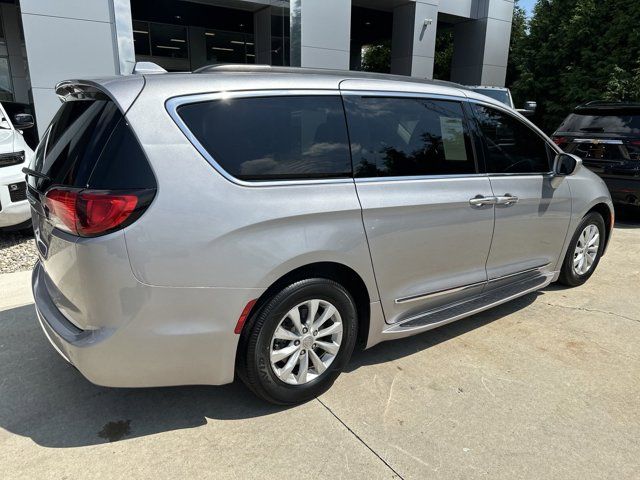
[27,66,613,404]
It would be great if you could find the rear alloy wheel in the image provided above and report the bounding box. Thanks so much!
[270,299,343,385]
[558,212,606,287]
[237,278,358,405]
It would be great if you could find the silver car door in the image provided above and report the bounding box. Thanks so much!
[470,103,572,285]
[342,92,495,324]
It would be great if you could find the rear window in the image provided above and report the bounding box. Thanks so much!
[176,95,352,181]
[30,98,154,191]
[558,111,640,135]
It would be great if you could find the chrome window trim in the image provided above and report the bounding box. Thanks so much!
[340,89,467,103]
[395,264,550,304]
[166,89,354,188]
[355,173,488,183]
[166,88,557,187]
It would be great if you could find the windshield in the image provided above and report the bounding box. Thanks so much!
[557,111,640,136]
[472,89,511,107]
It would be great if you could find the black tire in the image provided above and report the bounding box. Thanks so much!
[237,278,358,405]
[558,212,606,287]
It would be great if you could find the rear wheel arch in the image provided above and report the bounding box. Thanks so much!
[237,262,371,352]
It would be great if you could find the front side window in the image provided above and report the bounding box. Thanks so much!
[343,96,476,178]
[177,95,351,181]
[472,104,552,174]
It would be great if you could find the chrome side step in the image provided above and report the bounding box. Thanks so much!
[383,271,554,336]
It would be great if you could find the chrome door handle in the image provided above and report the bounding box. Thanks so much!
[496,194,519,206]
[469,195,497,207]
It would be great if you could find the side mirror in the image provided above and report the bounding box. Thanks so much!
[0,118,10,129]
[517,101,537,118]
[551,153,581,188]
[13,113,34,130]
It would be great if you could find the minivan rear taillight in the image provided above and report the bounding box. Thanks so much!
[44,188,154,237]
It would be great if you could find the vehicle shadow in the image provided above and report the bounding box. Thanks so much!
[0,292,540,448]
[347,291,539,372]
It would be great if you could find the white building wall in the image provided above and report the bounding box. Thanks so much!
[20,0,134,136]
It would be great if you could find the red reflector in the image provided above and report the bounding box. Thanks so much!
[44,188,140,237]
[234,299,257,334]
[552,136,568,147]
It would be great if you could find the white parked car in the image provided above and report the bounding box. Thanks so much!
[0,101,35,231]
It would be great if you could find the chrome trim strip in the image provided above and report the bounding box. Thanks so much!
[395,281,485,304]
[340,89,468,103]
[356,173,488,183]
[572,138,624,145]
[487,264,550,283]
[394,264,550,304]
[166,89,353,188]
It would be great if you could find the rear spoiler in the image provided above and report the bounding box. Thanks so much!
[55,75,145,115]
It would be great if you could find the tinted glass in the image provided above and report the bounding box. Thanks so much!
[88,119,156,189]
[344,96,476,177]
[32,99,121,191]
[178,96,351,181]
[29,99,155,192]
[557,111,640,136]
[472,89,511,107]
[472,104,551,173]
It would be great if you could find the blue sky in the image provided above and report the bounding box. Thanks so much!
[519,0,537,17]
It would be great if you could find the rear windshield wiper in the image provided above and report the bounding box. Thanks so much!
[22,167,51,181]
[580,127,605,132]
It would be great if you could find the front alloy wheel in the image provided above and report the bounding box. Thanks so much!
[559,212,606,287]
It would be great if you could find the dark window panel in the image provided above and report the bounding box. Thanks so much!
[472,104,551,174]
[344,96,476,178]
[177,96,352,181]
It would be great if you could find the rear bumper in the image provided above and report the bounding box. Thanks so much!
[32,261,263,387]
[600,177,640,207]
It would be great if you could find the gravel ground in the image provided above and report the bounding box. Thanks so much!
[0,229,38,274]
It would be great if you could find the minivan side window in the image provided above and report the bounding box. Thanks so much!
[177,95,352,181]
[472,104,552,174]
[343,96,476,178]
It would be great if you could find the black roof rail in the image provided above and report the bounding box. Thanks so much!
[576,100,640,110]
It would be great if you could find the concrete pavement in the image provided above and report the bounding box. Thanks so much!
[1,217,639,479]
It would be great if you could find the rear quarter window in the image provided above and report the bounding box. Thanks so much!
[29,98,155,192]
[176,95,352,181]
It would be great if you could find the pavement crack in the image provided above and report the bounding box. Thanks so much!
[316,397,404,479]
[543,302,640,323]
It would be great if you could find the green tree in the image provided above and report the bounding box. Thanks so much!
[361,41,391,73]
[506,0,529,105]
[433,27,454,81]
[510,0,640,132]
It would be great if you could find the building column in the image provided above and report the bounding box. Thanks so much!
[451,0,513,86]
[254,6,272,65]
[20,0,134,137]
[290,0,351,70]
[391,1,439,78]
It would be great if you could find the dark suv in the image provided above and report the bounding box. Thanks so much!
[553,102,640,207]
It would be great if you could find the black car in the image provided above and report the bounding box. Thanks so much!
[553,102,640,207]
